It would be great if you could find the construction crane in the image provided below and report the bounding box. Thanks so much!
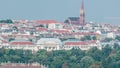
[68,19,76,32]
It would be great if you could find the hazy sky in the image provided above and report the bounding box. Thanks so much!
[0,0,120,24]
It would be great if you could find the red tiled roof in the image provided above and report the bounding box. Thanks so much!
[20,20,28,23]
[11,42,33,45]
[65,28,72,30]
[88,40,96,44]
[64,40,97,46]
[2,40,8,43]
[0,23,7,26]
[65,42,87,46]
[36,27,47,31]
[36,20,57,24]
[72,32,100,36]
[72,32,84,35]
[53,30,69,33]
[15,35,34,38]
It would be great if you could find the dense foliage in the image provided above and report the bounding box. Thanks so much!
[0,45,120,68]
[0,19,13,23]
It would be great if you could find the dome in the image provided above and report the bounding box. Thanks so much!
[96,30,101,35]
[36,38,62,46]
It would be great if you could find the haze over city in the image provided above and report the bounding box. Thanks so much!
[0,0,120,24]
[0,0,120,68]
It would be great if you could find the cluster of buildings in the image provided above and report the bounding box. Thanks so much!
[0,0,120,52]
[0,19,102,51]
[0,19,119,51]
[0,63,48,68]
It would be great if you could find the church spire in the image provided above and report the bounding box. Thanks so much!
[81,0,84,10]
[80,0,85,25]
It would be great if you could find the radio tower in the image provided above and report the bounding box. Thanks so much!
[80,0,85,25]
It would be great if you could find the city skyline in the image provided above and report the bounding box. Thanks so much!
[0,0,120,24]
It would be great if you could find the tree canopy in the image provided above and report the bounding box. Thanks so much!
[0,19,13,24]
[0,45,120,68]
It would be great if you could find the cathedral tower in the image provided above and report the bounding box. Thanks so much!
[80,0,85,25]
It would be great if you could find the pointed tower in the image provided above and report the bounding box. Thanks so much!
[80,0,85,25]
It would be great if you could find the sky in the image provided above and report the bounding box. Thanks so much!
[0,0,120,24]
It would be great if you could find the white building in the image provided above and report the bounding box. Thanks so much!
[36,38,62,51]
[48,23,64,29]
[63,40,101,50]
[107,32,115,38]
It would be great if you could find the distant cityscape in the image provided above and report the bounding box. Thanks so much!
[0,0,120,52]
[0,0,120,68]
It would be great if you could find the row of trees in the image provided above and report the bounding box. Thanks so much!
[0,44,120,68]
[0,19,13,23]
[81,35,97,41]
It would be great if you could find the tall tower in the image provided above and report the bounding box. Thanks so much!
[80,0,85,25]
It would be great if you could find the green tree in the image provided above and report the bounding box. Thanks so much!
[92,36,97,40]
[115,35,120,41]
[87,47,102,61]
[62,62,68,68]
[71,48,85,58]
[12,26,18,31]
[102,45,112,59]
[81,35,92,41]
[50,56,64,68]
[85,35,92,40]
[0,19,13,23]
[113,43,120,51]
[109,61,120,68]
[9,38,15,42]
[89,63,100,68]
[69,56,77,62]
[104,38,113,42]
[22,50,33,63]
[80,56,94,68]
[35,50,48,64]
